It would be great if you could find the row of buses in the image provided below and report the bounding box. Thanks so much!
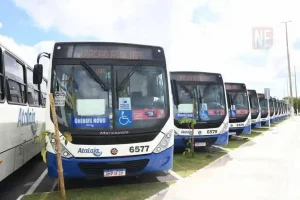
[0,42,290,182]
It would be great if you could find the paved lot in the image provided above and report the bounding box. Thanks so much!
[160,117,300,200]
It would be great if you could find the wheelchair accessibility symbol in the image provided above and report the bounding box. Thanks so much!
[117,110,133,127]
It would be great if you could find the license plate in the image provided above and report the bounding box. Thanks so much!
[194,142,206,147]
[104,169,126,177]
[229,132,236,135]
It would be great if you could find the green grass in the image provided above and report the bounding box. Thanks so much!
[22,182,175,200]
[172,151,226,178]
[23,119,289,200]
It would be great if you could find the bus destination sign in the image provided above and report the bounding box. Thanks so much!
[225,84,245,90]
[73,45,153,60]
[171,73,219,82]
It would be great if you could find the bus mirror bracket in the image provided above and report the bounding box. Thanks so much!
[33,52,51,84]
[171,80,179,106]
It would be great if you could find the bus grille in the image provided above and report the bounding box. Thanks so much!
[78,159,149,175]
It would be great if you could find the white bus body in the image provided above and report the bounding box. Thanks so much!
[0,43,46,182]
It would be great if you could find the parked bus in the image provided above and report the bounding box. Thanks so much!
[278,101,283,121]
[257,93,270,126]
[170,71,229,148]
[32,42,174,178]
[269,97,276,123]
[225,83,251,136]
[247,90,261,129]
[0,43,47,182]
[273,98,280,122]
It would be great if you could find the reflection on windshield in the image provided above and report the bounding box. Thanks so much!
[52,65,168,130]
[249,94,259,114]
[227,91,249,118]
[173,83,226,122]
[53,65,112,130]
[115,66,167,129]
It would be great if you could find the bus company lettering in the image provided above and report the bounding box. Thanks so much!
[17,108,36,127]
[77,148,102,157]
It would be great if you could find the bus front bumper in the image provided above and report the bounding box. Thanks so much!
[174,131,229,147]
[251,121,261,129]
[229,125,251,135]
[46,146,173,178]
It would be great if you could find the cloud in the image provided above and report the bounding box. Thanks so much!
[0,22,2,28]
[0,35,53,77]
[8,0,300,99]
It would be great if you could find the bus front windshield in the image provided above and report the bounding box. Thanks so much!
[259,97,268,117]
[269,99,274,115]
[227,90,249,118]
[52,64,168,131]
[174,82,226,122]
[249,93,259,117]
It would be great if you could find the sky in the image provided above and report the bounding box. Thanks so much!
[0,0,300,99]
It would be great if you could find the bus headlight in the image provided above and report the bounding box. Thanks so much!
[49,136,73,158]
[153,130,173,154]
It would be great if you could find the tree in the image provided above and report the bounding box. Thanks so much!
[179,98,197,157]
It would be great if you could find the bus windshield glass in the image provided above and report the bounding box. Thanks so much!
[225,84,249,118]
[171,73,226,122]
[269,98,274,115]
[258,94,268,117]
[248,90,259,117]
[51,43,169,132]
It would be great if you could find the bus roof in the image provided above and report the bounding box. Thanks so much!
[170,71,222,76]
[53,41,163,50]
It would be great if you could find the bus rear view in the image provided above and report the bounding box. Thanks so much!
[248,90,261,129]
[170,71,229,148]
[225,83,251,136]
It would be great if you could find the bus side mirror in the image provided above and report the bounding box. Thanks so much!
[33,64,43,84]
[171,80,179,106]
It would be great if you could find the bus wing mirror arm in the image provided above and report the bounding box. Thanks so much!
[33,52,51,84]
[171,80,179,106]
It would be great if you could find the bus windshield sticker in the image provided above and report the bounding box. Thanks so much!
[77,99,106,115]
[132,109,165,120]
[54,91,66,107]
[208,109,225,116]
[201,103,208,110]
[117,110,133,127]
[175,113,196,120]
[199,107,209,121]
[71,116,110,128]
[118,97,131,110]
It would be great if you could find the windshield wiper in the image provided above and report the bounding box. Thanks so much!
[177,82,195,99]
[117,61,142,91]
[80,60,109,91]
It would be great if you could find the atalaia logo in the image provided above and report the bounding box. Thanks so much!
[77,148,102,157]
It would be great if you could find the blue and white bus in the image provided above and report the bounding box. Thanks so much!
[0,43,47,182]
[225,83,251,136]
[32,42,174,178]
[257,93,270,126]
[273,98,280,122]
[170,71,229,148]
[269,97,276,124]
[247,89,261,129]
[278,101,283,121]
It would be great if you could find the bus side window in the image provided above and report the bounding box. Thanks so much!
[27,68,39,107]
[0,74,3,101]
[4,53,26,104]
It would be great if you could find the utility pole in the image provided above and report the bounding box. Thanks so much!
[281,20,294,116]
[295,66,298,114]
